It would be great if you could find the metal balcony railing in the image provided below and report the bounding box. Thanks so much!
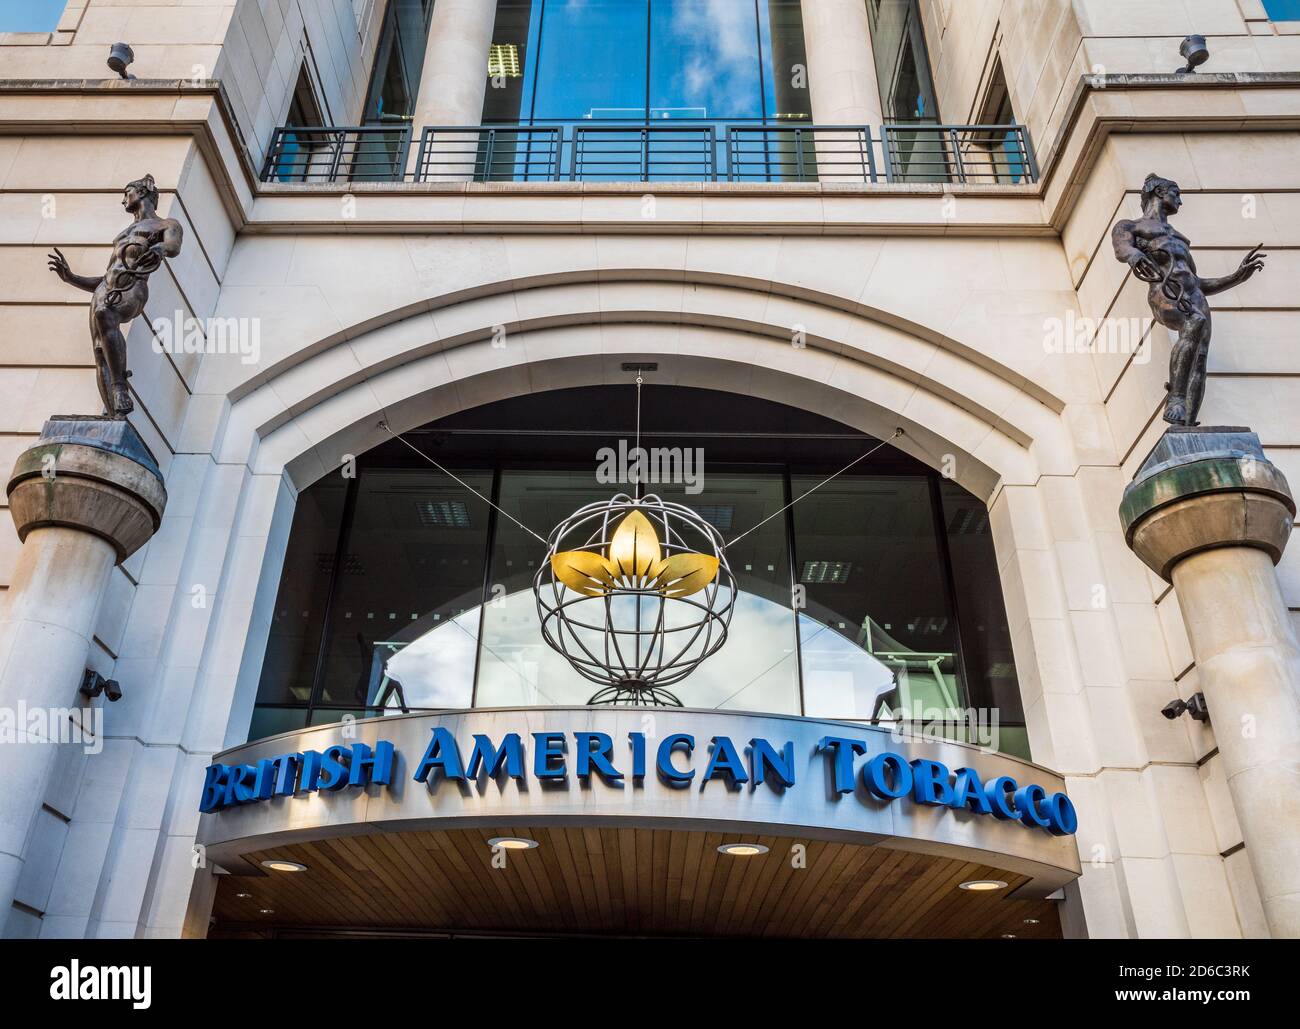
[261,121,1037,186]
[414,125,562,182]
[881,123,1039,185]
[261,125,412,183]
[571,124,718,181]
[726,125,876,182]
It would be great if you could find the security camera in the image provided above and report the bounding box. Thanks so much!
[80,669,123,702]
[1161,692,1209,723]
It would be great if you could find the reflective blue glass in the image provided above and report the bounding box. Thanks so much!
[486,0,811,125]
[649,0,763,120]
[533,0,649,121]
[1264,0,1300,20]
[0,0,65,32]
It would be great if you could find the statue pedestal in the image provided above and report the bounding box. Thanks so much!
[0,417,166,926]
[1121,427,1300,938]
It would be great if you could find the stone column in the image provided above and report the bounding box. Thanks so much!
[407,0,499,179]
[1121,428,1300,938]
[800,0,883,182]
[0,417,166,925]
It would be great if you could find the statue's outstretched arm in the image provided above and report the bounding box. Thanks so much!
[1201,244,1266,295]
[46,247,102,293]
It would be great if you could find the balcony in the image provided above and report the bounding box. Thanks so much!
[259,121,1038,187]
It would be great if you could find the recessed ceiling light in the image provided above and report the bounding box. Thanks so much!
[696,505,735,532]
[717,843,769,856]
[488,43,522,78]
[1022,917,1040,925]
[416,498,471,528]
[234,892,252,899]
[261,859,308,873]
[259,908,275,915]
[487,836,538,851]
[1000,933,1017,939]
[958,879,1008,891]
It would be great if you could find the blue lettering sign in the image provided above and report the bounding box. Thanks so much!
[750,738,796,789]
[576,732,623,783]
[199,728,1079,838]
[414,727,465,783]
[467,732,524,780]
[657,733,695,785]
[817,736,867,794]
[200,740,396,813]
[532,732,567,779]
[702,736,748,788]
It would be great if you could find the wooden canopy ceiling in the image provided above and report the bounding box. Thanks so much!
[211,826,1062,939]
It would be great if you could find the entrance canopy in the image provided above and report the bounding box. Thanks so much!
[198,707,1080,939]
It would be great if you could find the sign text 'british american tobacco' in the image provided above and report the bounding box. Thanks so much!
[199,729,1078,836]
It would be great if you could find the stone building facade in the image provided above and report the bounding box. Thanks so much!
[0,0,1298,939]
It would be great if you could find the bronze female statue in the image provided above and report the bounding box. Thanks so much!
[46,174,183,419]
[1112,173,1265,427]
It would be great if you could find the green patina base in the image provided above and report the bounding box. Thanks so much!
[5,416,167,564]
[1120,427,1295,582]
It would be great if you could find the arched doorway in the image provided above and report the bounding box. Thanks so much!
[247,385,1028,758]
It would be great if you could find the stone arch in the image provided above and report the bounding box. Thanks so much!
[189,281,1080,749]
[226,269,1065,414]
[210,274,1078,507]
[115,268,1105,946]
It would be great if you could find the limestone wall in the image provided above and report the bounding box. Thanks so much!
[0,0,1296,940]
[922,0,1300,170]
[1058,122,1299,938]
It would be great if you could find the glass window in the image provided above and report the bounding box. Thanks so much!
[482,0,541,124]
[867,0,939,123]
[362,0,435,125]
[1264,0,1300,19]
[533,0,649,121]
[474,0,814,180]
[254,478,349,707]
[0,0,65,31]
[253,464,493,724]
[313,466,492,712]
[653,472,798,713]
[474,468,602,706]
[247,388,1025,757]
[285,64,325,127]
[972,58,1028,184]
[649,0,762,121]
[761,0,813,123]
[475,468,798,712]
[938,480,1026,755]
[482,0,810,124]
[247,706,308,743]
[794,475,961,723]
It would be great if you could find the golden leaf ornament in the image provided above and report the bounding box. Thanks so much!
[550,508,719,598]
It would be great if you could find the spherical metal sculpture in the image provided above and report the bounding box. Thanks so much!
[533,493,735,706]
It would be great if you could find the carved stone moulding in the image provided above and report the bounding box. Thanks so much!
[1120,426,1295,582]
[6,416,167,564]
